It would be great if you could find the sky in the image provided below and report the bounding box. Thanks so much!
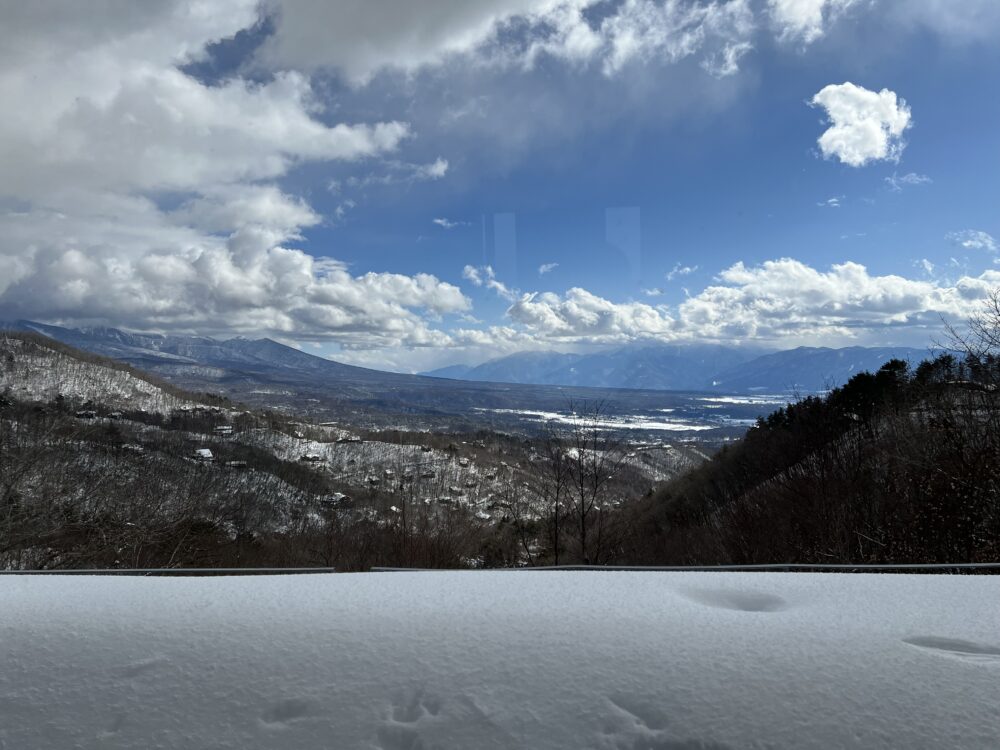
[0,0,998,372]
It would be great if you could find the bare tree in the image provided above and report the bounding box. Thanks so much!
[561,399,629,564]
[943,288,1000,387]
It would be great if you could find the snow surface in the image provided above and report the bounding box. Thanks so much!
[476,408,716,432]
[1,572,998,749]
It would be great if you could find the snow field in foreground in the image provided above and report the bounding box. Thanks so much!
[1,572,998,749]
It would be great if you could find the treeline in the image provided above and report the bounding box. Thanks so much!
[622,351,1000,564]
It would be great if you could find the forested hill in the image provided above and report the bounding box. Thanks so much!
[623,353,1000,565]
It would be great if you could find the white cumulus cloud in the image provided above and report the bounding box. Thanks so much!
[811,82,912,167]
[676,258,993,341]
[0,1,474,348]
[480,258,1000,347]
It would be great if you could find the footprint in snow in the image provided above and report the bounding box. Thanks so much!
[678,588,788,613]
[601,696,735,749]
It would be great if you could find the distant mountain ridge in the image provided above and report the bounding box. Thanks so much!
[5,319,933,396]
[424,343,935,392]
[708,345,938,393]
[4,319,412,384]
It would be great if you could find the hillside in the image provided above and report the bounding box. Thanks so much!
[623,353,1000,565]
[0,333,704,570]
[0,332,222,413]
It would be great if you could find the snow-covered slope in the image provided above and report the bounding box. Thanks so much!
[0,334,197,413]
[2,571,998,749]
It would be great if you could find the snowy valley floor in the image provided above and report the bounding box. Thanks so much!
[1,572,998,749]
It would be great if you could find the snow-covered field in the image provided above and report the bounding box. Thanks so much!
[476,408,717,432]
[1,572,998,749]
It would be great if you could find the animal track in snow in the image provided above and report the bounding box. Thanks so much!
[601,696,734,749]
[376,689,519,750]
[376,689,443,750]
[390,688,442,723]
[679,588,788,613]
[903,636,1000,664]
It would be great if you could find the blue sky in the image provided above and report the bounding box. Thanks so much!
[1,1,998,371]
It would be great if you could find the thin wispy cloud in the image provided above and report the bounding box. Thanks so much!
[885,171,932,192]
[347,158,449,189]
[947,230,997,253]
[538,263,559,276]
[433,218,469,229]
[666,263,698,282]
[463,265,516,301]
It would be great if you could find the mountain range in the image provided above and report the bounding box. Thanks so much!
[2,320,743,432]
[1,320,936,431]
[424,343,935,393]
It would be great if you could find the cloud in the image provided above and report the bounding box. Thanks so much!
[701,40,754,78]
[676,258,995,341]
[258,0,1000,88]
[333,199,357,223]
[463,265,517,300]
[884,0,1000,43]
[589,0,755,77]
[0,1,468,347]
[817,196,842,208]
[810,82,911,167]
[642,288,664,297]
[433,217,469,229]
[418,157,450,179]
[885,171,932,192]
[487,258,1000,346]
[346,158,449,189]
[507,287,676,342]
[328,255,1000,370]
[666,263,698,281]
[768,0,859,44]
[947,230,998,253]
[538,262,559,275]
[258,0,545,84]
[260,0,759,84]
